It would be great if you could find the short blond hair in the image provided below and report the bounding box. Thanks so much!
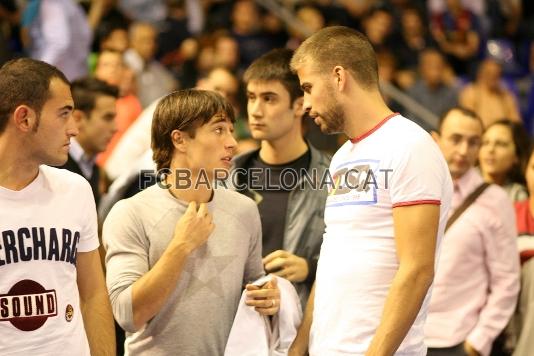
[290,26,379,90]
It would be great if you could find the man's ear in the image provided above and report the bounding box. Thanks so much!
[333,66,347,92]
[292,97,304,119]
[171,129,188,153]
[430,130,440,143]
[12,105,38,132]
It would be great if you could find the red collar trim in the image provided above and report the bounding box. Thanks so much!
[350,112,399,144]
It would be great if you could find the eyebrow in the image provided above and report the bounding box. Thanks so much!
[58,105,74,112]
[300,83,311,91]
[246,90,279,97]
[209,116,230,125]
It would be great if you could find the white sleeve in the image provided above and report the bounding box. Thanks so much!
[76,179,99,252]
[389,135,446,207]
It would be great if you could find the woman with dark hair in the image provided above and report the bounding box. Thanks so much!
[479,119,531,202]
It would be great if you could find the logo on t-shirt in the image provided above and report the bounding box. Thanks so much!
[0,279,58,331]
[327,160,387,207]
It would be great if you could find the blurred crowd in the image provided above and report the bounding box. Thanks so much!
[2,0,534,138]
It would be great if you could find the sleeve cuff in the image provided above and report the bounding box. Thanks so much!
[466,328,493,356]
[392,199,441,208]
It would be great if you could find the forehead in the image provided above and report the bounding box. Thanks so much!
[247,80,288,95]
[99,52,122,63]
[295,60,321,82]
[484,124,512,140]
[206,112,232,125]
[441,111,483,136]
[44,78,73,108]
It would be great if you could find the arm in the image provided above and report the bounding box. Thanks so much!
[131,202,213,329]
[77,249,116,356]
[289,282,315,356]
[105,201,213,332]
[465,199,519,356]
[366,204,439,356]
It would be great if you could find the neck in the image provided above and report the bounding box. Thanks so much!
[483,170,506,186]
[166,166,214,203]
[0,137,40,190]
[344,92,394,140]
[259,132,308,165]
[529,197,534,217]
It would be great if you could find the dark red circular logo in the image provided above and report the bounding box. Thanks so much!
[0,279,57,331]
[65,304,73,322]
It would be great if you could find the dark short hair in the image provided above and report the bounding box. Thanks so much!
[0,58,70,134]
[71,77,119,117]
[438,106,484,132]
[485,119,531,185]
[244,48,302,104]
[151,89,235,171]
[291,26,378,90]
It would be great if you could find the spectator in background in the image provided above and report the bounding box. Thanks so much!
[233,48,330,306]
[407,49,458,123]
[286,4,325,50]
[392,6,436,88]
[23,0,107,80]
[431,0,481,76]
[94,49,143,167]
[361,6,395,53]
[479,119,530,202]
[58,78,118,206]
[124,21,177,107]
[460,58,521,127]
[231,0,278,71]
[95,21,129,53]
[426,107,519,356]
[157,0,191,62]
[213,32,240,72]
[0,0,20,65]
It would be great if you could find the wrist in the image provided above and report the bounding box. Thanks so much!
[169,239,194,256]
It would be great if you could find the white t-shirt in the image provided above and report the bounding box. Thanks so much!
[0,165,99,355]
[310,114,452,356]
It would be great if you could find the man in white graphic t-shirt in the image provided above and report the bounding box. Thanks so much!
[0,58,115,355]
[289,26,453,355]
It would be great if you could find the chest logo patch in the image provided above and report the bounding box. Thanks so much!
[0,279,57,331]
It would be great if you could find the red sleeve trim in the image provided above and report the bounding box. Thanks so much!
[392,199,441,208]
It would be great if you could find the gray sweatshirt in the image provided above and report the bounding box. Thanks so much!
[103,184,264,355]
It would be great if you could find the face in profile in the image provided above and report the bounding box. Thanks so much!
[30,78,77,166]
[296,61,345,135]
[181,113,237,179]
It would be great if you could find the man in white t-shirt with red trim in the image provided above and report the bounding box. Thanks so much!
[0,59,115,355]
[289,26,453,355]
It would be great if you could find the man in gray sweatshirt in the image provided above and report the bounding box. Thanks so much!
[103,89,280,355]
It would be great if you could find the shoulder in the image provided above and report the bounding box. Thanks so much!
[381,116,439,154]
[41,165,92,194]
[479,183,515,217]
